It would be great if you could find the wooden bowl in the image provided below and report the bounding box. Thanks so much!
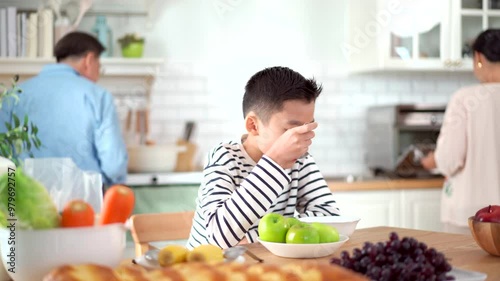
[468,216,500,256]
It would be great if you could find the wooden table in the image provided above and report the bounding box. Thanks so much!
[245,227,500,281]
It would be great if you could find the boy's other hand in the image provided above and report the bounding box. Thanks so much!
[266,122,318,169]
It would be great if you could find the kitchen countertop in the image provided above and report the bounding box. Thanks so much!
[327,177,445,191]
[126,172,445,192]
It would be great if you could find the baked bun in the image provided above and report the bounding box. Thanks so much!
[42,264,120,281]
[147,262,367,281]
[44,261,369,281]
[282,262,368,281]
[114,264,150,281]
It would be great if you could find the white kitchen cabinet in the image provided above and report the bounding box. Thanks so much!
[334,187,442,232]
[347,0,451,72]
[401,189,442,232]
[347,0,500,72]
[334,190,401,229]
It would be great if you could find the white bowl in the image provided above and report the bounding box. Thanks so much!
[258,235,349,259]
[299,216,360,237]
[0,223,126,281]
[127,144,187,173]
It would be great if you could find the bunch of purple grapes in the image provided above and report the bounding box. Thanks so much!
[330,232,455,281]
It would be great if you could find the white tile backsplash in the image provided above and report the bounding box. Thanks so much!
[387,77,413,93]
[120,61,477,178]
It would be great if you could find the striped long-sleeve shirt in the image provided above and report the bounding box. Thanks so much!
[186,140,340,249]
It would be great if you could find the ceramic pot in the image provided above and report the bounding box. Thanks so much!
[121,42,144,58]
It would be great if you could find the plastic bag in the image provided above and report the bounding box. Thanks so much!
[23,158,103,213]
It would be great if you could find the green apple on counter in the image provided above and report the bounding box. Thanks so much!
[258,213,290,243]
[285,223,320,244]
[311,222,340,243]
[258,213,339,244]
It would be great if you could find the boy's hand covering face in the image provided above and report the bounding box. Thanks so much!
[265,122,318,169]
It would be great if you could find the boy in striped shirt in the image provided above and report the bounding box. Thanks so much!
[187,66,340,249]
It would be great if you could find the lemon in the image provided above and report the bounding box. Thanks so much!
[187,244,224,262]
[158,245,189,266]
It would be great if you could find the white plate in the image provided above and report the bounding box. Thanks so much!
[451,267,487,281]
[132,254,245,269]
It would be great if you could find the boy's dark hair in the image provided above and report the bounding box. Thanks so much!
[472,29,500,62]
[54,31,105,62]
[242,66,322,123]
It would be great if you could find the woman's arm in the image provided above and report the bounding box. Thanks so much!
[433,92,468,177]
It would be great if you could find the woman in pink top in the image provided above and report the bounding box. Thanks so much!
[421,29,500,234]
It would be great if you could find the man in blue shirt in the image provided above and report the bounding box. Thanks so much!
[1,32,127,185]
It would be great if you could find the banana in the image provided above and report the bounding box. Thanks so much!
[186,244,224,263]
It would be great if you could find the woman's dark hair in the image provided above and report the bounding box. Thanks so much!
[242,66,322,123]
[472,29,500,62]
[54,31,105,62]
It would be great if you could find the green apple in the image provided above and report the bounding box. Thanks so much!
[258,213,289,243]
[285,217,301,228]
[285,223,320,244]
[311,222,340,243]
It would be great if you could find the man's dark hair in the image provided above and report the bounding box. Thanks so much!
[242,66,322,123]
[54,31,105,62]
[472,29,500,63]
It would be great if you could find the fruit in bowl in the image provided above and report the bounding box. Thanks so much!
[259,213,341,244]
[474,204,500,223]
[468,205,500,256]
[299,215,360,237]
[311,222,340,243]
[285,223,321,244]
[258,213,346,258]
[258,213,290,243]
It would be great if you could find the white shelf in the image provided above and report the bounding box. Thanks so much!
[0,0,150,16]
[0,57,165,77]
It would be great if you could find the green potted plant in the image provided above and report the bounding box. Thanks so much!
[118,33,145,58]
[0,75,42,166]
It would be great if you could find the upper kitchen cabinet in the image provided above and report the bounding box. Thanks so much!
[451,0,500,69]
[346,0,500,72]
